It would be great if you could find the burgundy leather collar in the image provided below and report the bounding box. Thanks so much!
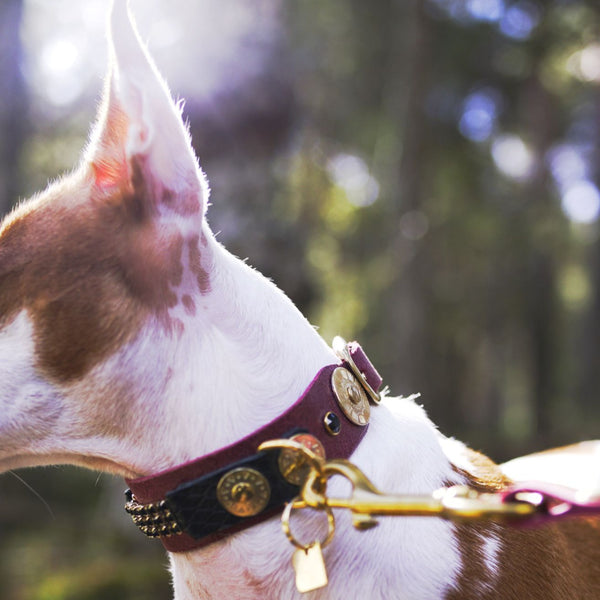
[125,341,382,553]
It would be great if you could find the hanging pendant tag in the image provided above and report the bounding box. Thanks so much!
[292,541,329,593]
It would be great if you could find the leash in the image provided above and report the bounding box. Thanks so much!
[258,438,600,593]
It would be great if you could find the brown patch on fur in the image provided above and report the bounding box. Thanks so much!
[0,206,139,381]
[182,294,196,316]
[125,154,201,220]
[445,520,496,599]
[451,447,512,493]
[447,519,600,599]
[161,186,201,216]
[0,158,192,382]
[241,569,271,598]
[188,234,211,294]
[447,451,600,599]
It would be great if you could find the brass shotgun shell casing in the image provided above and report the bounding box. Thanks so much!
[216,467,271,517]
[278,433,326,486]
[331,367,370,426]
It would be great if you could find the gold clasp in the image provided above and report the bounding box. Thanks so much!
[259,439,542,529]
[301,459,443,530]
[300,459,540,527]
[435,485,543,522]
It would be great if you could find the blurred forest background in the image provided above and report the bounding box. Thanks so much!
[0,0,599,598]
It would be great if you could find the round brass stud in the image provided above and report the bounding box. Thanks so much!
[278,433,326,486]
[216,467,271,517]
[331,367,370,426]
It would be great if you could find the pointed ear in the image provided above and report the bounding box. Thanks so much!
[85,0,208,216]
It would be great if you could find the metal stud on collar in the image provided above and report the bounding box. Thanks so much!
[278,433,326,486]
[333,336,381,405]
[124,491,183,538]
[216,467,271,517]
[331,366,370,426]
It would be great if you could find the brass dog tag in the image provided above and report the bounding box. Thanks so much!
[292,541,328,593]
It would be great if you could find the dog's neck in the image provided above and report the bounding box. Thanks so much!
[123,234,336,475]
[106,228,458,598]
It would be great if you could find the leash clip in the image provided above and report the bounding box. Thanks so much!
[300,461,541,527]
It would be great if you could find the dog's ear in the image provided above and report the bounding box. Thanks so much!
[86,0,208,216]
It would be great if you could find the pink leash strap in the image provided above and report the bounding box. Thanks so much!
[502,481,600,526]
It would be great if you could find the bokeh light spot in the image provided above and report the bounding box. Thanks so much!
[41,39,79,74]
[466,0,504,22]
[547,144,588,188]
[568,43,600,83]
[499,1,541,40]
[459,89,501,142]
[327,154,380,207]
[561,181,600,224]
[491,134,535,180]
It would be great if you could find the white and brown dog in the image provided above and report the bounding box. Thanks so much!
[0,2,598,598]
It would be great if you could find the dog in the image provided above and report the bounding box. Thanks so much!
[0,1,598,598]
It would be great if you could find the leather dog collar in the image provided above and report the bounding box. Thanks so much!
[125,339,383,553]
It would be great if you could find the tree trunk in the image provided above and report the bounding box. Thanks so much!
[521,70,562,443]
[0,0,27,216]
[576,89,600,420]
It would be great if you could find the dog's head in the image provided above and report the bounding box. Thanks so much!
[0,1,331,478]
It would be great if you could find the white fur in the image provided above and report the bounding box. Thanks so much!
[502,443,600,493]
[0,311,63,471]
[482,534,501,582]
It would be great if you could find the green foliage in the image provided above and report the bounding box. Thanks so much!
[0,470,171,600]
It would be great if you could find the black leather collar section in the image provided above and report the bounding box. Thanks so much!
[165,431,302,544]
[125,429,305,546]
